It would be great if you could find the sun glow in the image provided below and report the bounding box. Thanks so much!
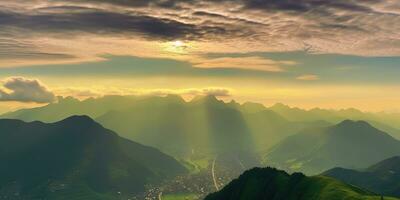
[172,40,184,47]
[163,40,191,54]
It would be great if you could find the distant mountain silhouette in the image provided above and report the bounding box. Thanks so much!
[96,95,259,161]
[0,95,356,161]
[269,103,400,139]
[205,167,397,200]
[323,156,400,197]
[0,95,142,123]
[0,116,186,199]
[95,95,328,163]
[265,120,400,174]
[3,97,400,139]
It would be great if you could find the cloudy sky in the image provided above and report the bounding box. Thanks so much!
[0,0,400,113]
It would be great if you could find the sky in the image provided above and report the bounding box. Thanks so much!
[0,0,400,113]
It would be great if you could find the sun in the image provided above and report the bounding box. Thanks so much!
[163,40,191,54]
[172,40,184,47]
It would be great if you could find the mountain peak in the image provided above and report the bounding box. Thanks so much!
[190,95,221,104]
[227,99,240,107]
[61,115,94,122]
[205,167,381,200]
[56,96,80,104]
[336,120,372,129]
[164,94,185,103]
[56,115,99,128]
[241,102,266,112]
[270,103,291,110]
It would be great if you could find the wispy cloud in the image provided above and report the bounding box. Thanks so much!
[55,87,233,98]
[296,74,320,81]
[192,56,296,72]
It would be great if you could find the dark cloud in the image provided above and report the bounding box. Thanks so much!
[0,77,56,103]
[242,0,376,13]
[0,0,397,58]
[0,0,382,42]
[72,0,191,9]
[192,11,267,26]
[0,8,244,41]
[82,0,378,13]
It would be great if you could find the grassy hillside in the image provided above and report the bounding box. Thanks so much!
[323,156,400,197]
[205,167,399,200]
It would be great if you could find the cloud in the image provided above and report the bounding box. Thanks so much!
[192,56,296,72]
[135,87,232,97]
[0,38,75,60]
[54,88,102,98]
[243,0,375,13]
[0,7,242,41]
[201,88,231,97]
[53,86,232,98]
[0,77,56,103]
[296,74,320,81]
[0,0,399,67]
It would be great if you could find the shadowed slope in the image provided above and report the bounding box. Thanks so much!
[0,116,186,199]
[323,156,400,197]
[266,120,400,174]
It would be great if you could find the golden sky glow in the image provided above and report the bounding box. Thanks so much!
[0,0,400,113]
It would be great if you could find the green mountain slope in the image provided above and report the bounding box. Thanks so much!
[265,120,400,174]
[0,116,186,199]
[323,156,400,197]
[205,167,398,200]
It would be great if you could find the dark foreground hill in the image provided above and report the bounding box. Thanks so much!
[323,156,400,198]
[204,167,399,200]
[0,116,186,199]
[265,120,400,175]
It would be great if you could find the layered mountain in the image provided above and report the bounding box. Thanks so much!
[0,95,332,164]
[323,156,400,197]
[0,116,186,199]
[97,95,260,156]
[205,167,398,200]
[96,95,329,161]
[269,103,400,139]
[265,120,400,175]
[0,95,142,123]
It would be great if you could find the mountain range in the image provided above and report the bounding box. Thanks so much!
[269,103,400,139]
[265,120,400,174]
[323,156,400,198]
[205,167,398,200]
[0,116,186,199]
[2,95,400,174]
[0,95,328,161]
